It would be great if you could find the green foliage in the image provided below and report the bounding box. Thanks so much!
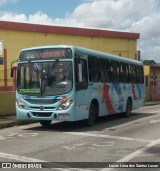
[143,60,156,65]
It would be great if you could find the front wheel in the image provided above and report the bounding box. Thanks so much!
[87,104,96,127]
[39,120,52,128]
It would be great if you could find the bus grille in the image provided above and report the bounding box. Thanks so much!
[26,99,59,105]
[30,106,55,110]
[32,112,53,117]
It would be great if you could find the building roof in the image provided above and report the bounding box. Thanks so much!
[0,21,140,40]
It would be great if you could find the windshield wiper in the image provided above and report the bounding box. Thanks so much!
[48,59,59,76]
[41,59,59,96]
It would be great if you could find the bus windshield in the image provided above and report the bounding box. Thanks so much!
[17,61,73,96]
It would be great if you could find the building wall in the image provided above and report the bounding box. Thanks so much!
[0,91,15,115]
[0,26,138,88]
[144,65,160,101]
[144,66,150,101]
[150,67,160,100]
[0,22,139,115]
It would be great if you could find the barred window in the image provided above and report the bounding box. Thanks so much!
[99,58,110,83]
[137,66,144,83]
[119,63,129,83]
[129,65,137,83]
[88,56,99,82]
[110,61,119,83]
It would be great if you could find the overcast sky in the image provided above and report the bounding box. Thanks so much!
[0,0,160,62]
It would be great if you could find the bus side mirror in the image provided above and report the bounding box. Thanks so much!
[11,68,14,77]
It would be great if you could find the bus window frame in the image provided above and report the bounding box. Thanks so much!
[98,58,110,83]
[119,62,129,83]
[75,56,88,91]
[110,60,120,83]
[88,56,99,83]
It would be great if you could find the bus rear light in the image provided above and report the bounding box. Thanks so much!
[58,114,70,118]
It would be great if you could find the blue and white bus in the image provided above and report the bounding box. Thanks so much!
[16,45,145,127]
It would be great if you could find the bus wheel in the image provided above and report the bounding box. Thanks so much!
[39,120,52,128]
[87,104,96,126]
[124,99,132,117]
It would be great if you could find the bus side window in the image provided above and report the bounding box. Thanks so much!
[137,66,144,83]
[136,66,139,83]
[110,61,119,83]
[88,56,99,82]
[126,64,129,83]
[99,58,110,83]
[120,63,129,83]
[119,63,123,82]
[129,65,136,83]
[75,58,88,91]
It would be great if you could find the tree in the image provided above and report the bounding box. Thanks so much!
[143,60,156,65]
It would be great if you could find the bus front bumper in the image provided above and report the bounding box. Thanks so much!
[16,105,75,121]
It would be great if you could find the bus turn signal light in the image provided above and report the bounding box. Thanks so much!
[58,114,70,118]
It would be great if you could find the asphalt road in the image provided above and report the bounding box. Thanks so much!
[0,105,160,171]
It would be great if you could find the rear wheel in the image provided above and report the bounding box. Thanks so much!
[39,120,52,128]
[87,104,96,126]
[124,99,132,117]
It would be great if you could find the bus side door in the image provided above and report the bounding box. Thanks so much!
[75,55,89,120]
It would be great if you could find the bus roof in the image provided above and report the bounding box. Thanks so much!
[73,46,143,66]
[20,45,143,66]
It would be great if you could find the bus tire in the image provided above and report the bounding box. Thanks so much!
[39,120,52,128]
[87,103,96,126]
[124,99,132,117]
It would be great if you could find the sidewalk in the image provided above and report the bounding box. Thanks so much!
[0,114,16,129]
[0,101,160,129]
[145,100,160,106]
[0,114,36,129]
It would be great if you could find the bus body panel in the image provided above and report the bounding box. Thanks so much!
[16,91,76,121]
[16,45,145,123]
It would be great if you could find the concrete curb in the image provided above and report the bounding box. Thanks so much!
[0,121,17,129]
[145,101,160,106]
[0,118,37,129]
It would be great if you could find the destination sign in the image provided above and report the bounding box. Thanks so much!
[19,48,72,61]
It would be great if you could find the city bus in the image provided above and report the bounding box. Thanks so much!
[16,45,145,127]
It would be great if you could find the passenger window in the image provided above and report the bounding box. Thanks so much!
[75,57,88,91]
[119,63,129,83]
[88,56,99,82]
[99,58,110,83]
[137,66,144,83]
[110,61,119,83]
[129,65,137,83]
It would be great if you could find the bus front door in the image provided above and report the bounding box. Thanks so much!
[75,57,89,120]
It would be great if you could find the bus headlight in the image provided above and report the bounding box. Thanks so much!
[16,99,28,110]
[58,99,73,110]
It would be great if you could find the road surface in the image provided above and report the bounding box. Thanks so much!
[0,105,160,170]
